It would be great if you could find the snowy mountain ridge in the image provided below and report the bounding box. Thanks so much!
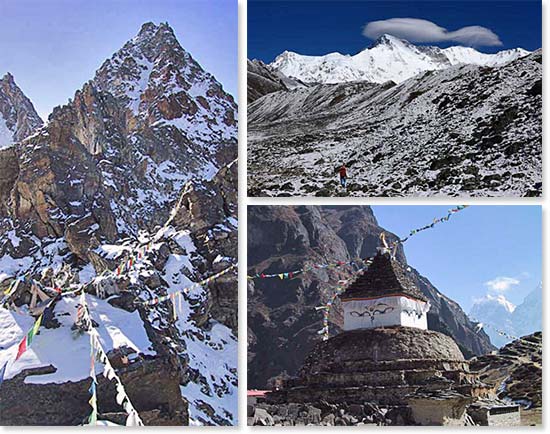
[248,49,542,197]
[469,283,542,348]
[471,293,516,314]
[270,34,531,84]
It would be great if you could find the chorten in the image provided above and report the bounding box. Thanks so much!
[263,252,503,425]
[339,253,429,331]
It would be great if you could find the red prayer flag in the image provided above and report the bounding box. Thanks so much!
[15,336,27,360]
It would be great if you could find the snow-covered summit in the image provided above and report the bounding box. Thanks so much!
[471,294,516,315]
[270,34,531,84]
[93,21,236,143]
[0,73,43,149]
[469,283,542,348]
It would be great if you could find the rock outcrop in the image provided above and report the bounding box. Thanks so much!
[0,358,188,426]
[170,161,238,331]
[470,332,542,408]
[0,73,43,147]
[247,59,288,103]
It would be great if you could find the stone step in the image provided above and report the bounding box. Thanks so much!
[299,369,479,388]
[304,359,470,375]
[269,384,467,407]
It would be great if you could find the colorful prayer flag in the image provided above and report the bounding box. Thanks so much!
[0,362,7,387]
[15,336,27,360]
[32,314,43,337]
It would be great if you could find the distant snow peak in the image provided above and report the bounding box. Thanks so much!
[369,33,411,48]
[270,36,531,84]
[475,293,516,313]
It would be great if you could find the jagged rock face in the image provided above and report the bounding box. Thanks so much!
[0,73,43,148]
[320,206,406,263]
[0,21,238,426]
[0,148,19,215]
[170,161,238,331]
[247,206,354,388]
[94,22,237,139]
[470,332,542,408]
[247,205,493,388]
[1,21,237,258]
[248,51,542,197]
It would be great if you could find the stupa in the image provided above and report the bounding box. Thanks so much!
[339,252,430,331]
[264,252,510,425]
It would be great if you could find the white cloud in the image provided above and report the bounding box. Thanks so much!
[363,18,503,47]
[484,276,520,292]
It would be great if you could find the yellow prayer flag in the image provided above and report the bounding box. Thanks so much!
[32,314,43,336]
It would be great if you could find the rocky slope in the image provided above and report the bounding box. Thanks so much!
[270,34,530,85]
[247,59,307,103]
[0,73,43,149]
[247,59,288,103]
[248,50,542,197]
[470,332,542,408]
[0,22,237,425]
[247,205,493,388]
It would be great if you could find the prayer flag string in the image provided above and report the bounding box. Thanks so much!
[470,315,542,349]
[140,264,237,306]
[247,205,469,280]
[80,291,144,426]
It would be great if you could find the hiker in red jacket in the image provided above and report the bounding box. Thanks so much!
[339,164,347,189]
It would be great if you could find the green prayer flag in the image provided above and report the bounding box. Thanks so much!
[27,329,34,346]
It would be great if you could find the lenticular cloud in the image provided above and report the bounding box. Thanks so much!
[363,18,503,46]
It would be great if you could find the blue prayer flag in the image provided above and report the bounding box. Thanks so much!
[0,362,7,387]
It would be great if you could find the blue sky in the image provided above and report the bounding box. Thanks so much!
[372,205,542,312]
[0,0,237,120]
[248,0,542,63]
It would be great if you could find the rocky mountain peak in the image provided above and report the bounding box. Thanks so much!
[0,72,43,148]
[268,36,532,86]
[137,21,170,37]
[0,22,238,425]
[1,72,15,85]
[93,21,236,146]
[2,21,237,250]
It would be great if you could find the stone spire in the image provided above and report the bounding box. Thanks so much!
[339,252,428,302]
